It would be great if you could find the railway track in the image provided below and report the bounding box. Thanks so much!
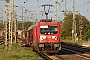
[35,49,63,60]
[62,47,90,60]
[35,50,52,60]
[46,54,63,60]
[32,42,90,60]
[61,42,90,53]
[28,42,90,60]
[60,42,90,60]
[36,49,90,60]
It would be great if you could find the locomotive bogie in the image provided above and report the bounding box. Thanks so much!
[37,42,61,53]
[38,43,44,47]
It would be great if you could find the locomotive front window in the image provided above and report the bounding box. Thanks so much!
[40,25,48,34]
[50,26,58,34]
[40,25,58,34]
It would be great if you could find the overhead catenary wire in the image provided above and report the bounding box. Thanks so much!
[76,0,90,9]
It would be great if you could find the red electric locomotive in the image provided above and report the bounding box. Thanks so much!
[27,19,61,53]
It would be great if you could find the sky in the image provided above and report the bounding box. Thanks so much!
[0,0,90,22]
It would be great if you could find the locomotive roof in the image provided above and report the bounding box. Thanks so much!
[28,25,35,30]
[40,19,52,22]
[28,20,60,30]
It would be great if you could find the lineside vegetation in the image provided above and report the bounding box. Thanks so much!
[0,44,43,60]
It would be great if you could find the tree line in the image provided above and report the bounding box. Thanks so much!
[61,13,90,41]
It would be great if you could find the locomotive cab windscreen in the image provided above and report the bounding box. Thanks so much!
[40,25,58,34]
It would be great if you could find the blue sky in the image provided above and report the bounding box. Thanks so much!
[16,0,90,21]
[0,0,90,21]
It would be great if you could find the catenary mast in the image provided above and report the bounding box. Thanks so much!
[5,0,11,49]
[56,0,60,22]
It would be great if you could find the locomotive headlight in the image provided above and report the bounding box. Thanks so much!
[55,36,58,40]
[40,36,46,40]
[52,36,58,40]
[40,36,43,40]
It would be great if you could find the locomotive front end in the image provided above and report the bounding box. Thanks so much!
[37,22,61,53]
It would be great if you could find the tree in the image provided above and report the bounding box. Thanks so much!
[62,13,73,39]
[83,22,90,40]
[62,13,89,41]
[17,21,33,30]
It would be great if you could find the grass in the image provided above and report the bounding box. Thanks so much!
[0,44,43,60]
[61,39,89,46]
